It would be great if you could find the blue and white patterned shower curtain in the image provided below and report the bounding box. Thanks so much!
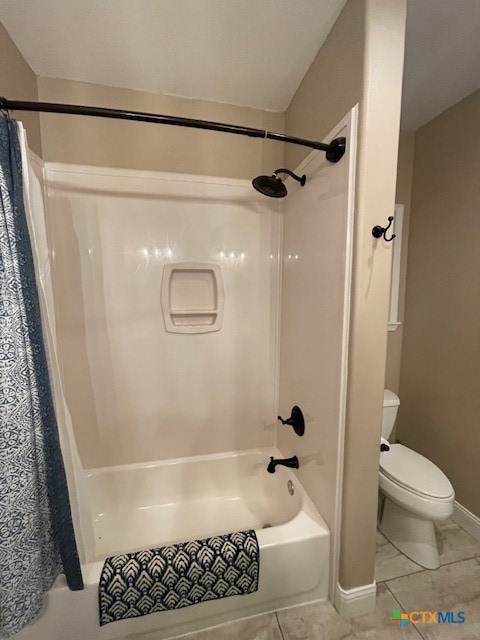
[0,117,83,638]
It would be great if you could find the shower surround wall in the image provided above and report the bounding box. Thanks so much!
[278,110,357,598]
[46,166,281,467]
[37,77,284,179]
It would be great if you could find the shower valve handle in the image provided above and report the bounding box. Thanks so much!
[277,406,305,437]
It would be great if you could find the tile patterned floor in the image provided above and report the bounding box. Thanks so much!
[375,519,480,583]
[133,520,480,640]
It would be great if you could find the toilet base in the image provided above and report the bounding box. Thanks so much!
[378,497,440,569]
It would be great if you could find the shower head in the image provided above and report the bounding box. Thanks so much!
[252,168,306,198]
[252,174,287,198]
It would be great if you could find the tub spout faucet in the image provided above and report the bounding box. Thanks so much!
[267,456,299,474]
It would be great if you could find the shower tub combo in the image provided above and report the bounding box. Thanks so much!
[16,104,356,639]
[20,449,329,640]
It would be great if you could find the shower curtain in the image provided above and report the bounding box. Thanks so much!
[0,117,84,638]
[17,123,95,567]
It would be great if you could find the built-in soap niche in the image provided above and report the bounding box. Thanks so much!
[161,263,224,334]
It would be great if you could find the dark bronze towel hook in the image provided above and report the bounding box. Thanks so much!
[372,216,396,242]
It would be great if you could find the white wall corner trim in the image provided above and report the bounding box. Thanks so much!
[452,501,480,542]
[334,581,376,618]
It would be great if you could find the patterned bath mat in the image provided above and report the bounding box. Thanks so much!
[99,529,259,625]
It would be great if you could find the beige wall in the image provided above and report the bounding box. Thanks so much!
[286,0,406,591]
[37,77,284,179]
[398,88,480,518]
[385,131,415,394]
[285,0,364,171]
[0,22,42,156]
[340,0,406,590]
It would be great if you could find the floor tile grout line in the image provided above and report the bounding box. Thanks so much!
[440,552,480,567]
[375,566,425,583]
[412,624,427,639]
[378,551,480,582]
[384,581,406,611]
[438,555,480,570]
[384,582,427,640]
[275,612,286,640]
[376,550,480,582]
[380,555,475,587]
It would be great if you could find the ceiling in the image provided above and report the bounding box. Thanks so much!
[1,0,479,130]
[0,0,346,112]
[402,0,480,130]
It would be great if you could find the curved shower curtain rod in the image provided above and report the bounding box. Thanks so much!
[0,97,346,163]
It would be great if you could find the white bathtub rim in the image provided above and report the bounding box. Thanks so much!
[83,446,328,562]
[85,446,288,476]
[82,448,330,583]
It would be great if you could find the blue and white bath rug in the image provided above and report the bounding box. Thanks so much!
[99,529,259,625]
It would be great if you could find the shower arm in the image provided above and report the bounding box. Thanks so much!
[0,97,345,161]
[273,169,306,184]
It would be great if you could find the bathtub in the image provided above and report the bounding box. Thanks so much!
[17,448,329,640]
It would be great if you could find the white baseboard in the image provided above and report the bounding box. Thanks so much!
[452,500,480,541]
[333,581,376,618]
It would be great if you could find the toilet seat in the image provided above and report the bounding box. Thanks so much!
[379,444,454,500]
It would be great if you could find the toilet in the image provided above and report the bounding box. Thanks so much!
[378,390,455,569]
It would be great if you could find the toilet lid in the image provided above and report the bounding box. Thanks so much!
[380,444,454,499]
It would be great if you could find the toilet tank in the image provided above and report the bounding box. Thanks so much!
[382,389,400,439]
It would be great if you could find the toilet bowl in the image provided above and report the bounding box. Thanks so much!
[378,391,455,569]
